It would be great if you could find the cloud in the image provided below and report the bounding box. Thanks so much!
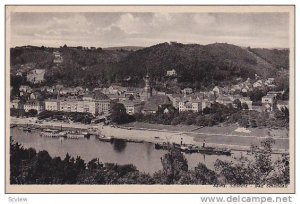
[10,12,290,48]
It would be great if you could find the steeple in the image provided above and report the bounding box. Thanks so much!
[143,68,152,100]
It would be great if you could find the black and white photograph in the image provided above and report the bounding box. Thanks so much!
[6,5,295,193]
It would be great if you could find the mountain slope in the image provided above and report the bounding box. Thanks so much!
[10,42,289,89]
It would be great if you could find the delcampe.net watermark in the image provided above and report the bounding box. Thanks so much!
[200,195,292,204]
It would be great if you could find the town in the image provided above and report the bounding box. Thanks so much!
[10,50,289,124]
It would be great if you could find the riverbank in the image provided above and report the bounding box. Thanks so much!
[10,117,289,154]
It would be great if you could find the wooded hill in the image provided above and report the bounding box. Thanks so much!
[10,42,289,89]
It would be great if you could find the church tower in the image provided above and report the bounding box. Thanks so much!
[143,70,152,101]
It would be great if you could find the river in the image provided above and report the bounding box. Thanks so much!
[10,127,245,174]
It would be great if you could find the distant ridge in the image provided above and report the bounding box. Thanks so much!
[103,46,144,51]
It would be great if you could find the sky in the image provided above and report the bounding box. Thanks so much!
[10,12,290,48]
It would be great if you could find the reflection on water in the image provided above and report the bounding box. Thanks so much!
[113,139,127,153]
[10,127,235,174]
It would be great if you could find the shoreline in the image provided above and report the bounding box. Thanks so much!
[10,117,289,154]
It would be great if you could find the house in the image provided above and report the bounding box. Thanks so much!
[10,99,23,109]
[53,51,63,64]
[77,100,96,115]
[182,88,193,95]
[59,98,79,113]
[202,99,212,110]
[19,85,32,93]
[45,99,60,111]
[166,69,177,76]
[95,100,111,115]
[262,94,277,112]
[239,97,253,110]
[216,95,232,106]
[253,80,263,88]
[30,92,43,100]
[265,78,275,86]
[276,100,289,111]
[142,103,158,114]
[106,94,127,102]
[142,95,170,114]
[120,100,142,115]
[167,94,184,109]
[26,69,45,84]
[82,94,94,101]
[179,99,203,113]
[24,100,45,113]
[108,85,127,95]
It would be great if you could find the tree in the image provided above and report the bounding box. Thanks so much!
[111,103,132,124]
[160,146,188,184]
[27,109,38,117]
[241,103,249,110]
[128,95,134,101]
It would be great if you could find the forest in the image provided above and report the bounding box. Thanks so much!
[10,42,289,90]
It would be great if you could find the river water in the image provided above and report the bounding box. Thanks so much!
[11,127,243,174]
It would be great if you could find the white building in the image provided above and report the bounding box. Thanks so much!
[179,100,203,113]
[24,100,44,113]
[10,99,23,109]
[45,99,60,111]
[166,69,177,76]
[182,88,193,95]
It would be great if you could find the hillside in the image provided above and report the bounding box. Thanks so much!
[248,48,289,70]
[103,46,144,51]
[115,42,288,88]
[10,42,289,89]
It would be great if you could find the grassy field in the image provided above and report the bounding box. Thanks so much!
[122,122,289,138]
[120,122,199,132]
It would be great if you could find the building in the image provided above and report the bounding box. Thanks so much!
[182,88,193,95]
[167,94,183,109]
[59,99,79,113]
[276,100,289,111]
[142,95,170,114]
[106,94,127,102]
[95,100,111,115]
[24,100,44,113]
[262,94,277,112]
[216,95,233,106]
[58,94,111,115]
[212,86,222,95]
[19,85,32,93]
[120,100,142,115]
[179,99,203,113]
[108,85,127,95]
[30,92,43,100]
[26,69,45,84]
[77,100,96,115]
[239,97,253,110]
[144,73,152,100]
[10,99,23,109]
[53,51,63,64]
[253,80,263,88]
[202,100,212,110]
[45,99,60,111]
[166,69,177,76]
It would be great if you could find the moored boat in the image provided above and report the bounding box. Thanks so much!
[98,134,114,142]
[154,142,231,156]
